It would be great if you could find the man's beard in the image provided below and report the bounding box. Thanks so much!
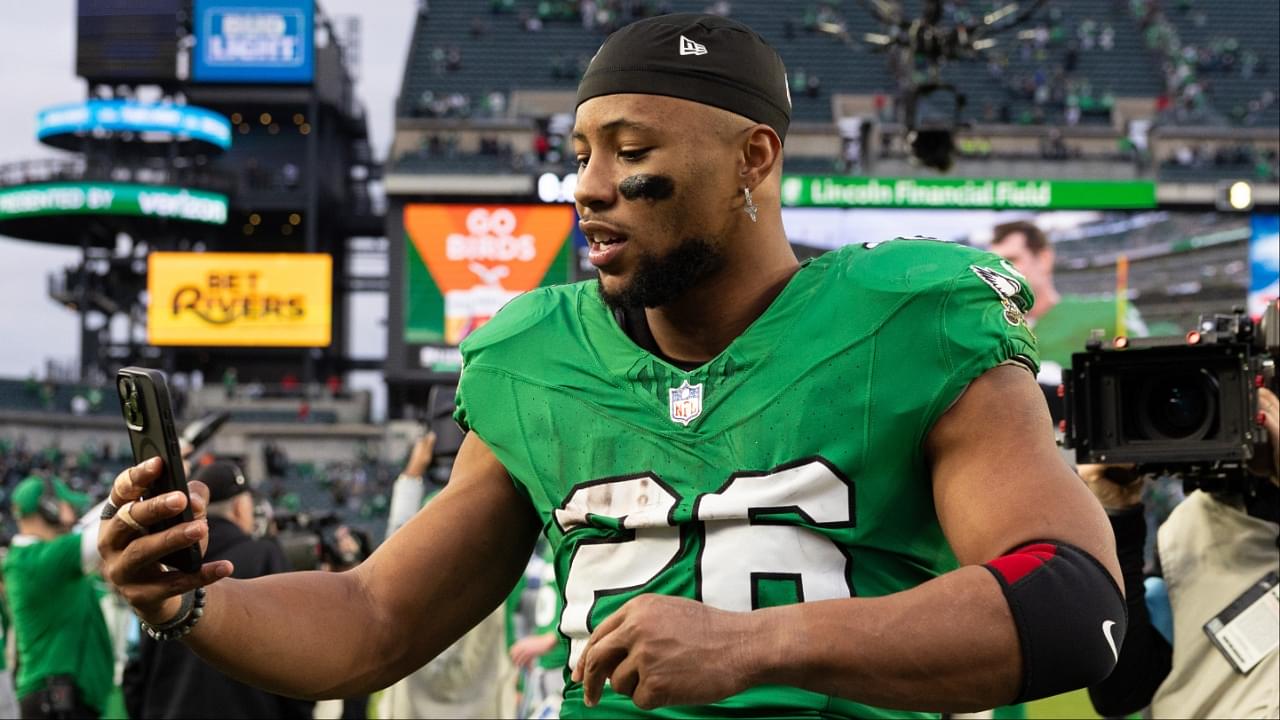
[597,236,725,310]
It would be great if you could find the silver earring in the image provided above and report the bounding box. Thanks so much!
[743,187,758,223]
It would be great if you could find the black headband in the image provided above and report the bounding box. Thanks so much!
[576,13,792,142]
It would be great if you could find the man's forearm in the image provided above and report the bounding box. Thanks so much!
[748,565,1020,712]
[183,570,408,700]
[180,452,536,701]
[99,433,538,704]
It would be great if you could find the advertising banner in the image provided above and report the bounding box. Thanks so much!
[147,252,331,347]
[193,0,313,84]
[37,101,232,150]
[1249,214,1279,318]
[779,176,1158,210]
[404,204,575,346]
[0,183,227,225]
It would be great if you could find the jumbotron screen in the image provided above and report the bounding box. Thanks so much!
[782,207,1262,339]
[76,0,181,83]
[403,204,577,347]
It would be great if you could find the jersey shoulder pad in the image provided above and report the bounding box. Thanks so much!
[823,238,1008,297]
[458,282,583,364]
[814,240,1037,357]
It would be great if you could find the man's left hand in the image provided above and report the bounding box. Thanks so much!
[572,594,760,709]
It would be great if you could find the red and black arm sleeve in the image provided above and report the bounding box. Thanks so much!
[984,540,1127,703]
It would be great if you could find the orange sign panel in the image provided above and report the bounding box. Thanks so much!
[147,252,332,347]
[404,205,573,343]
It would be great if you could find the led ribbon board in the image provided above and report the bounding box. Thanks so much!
[780,176,1158,210]
[0,183,228,225]
[36,101,232,150]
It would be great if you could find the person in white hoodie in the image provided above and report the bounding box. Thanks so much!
[376,431,517,719]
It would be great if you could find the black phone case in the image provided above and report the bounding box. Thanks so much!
[116,367,203,573]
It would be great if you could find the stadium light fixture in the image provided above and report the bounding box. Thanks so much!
[1227,181,1253,211]
[1217,180,1253,211]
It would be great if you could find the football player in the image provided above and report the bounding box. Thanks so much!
[97,14,1124,719]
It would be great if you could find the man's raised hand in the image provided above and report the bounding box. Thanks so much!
[97,457,234,625]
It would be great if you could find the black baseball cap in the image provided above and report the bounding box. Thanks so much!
[193,461,250,503]
[576,13,792,142]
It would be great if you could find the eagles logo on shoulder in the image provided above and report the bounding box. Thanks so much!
[971,265,1022,299]
[970,264,1028,326]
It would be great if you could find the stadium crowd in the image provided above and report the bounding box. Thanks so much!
[396,0,1276,181]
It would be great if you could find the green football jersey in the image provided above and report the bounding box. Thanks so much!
[455,240,1039,719]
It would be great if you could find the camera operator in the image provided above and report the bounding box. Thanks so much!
[123,461,313,719]
[1085,386,1279,718]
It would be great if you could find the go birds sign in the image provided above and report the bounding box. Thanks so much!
[403,204,575,345]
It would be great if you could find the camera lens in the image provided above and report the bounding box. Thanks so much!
[1138,370,1218,441]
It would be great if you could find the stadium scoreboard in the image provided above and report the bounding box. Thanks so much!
[77,0,182,83]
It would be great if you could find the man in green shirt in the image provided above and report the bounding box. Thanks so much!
[99,14,1124,719]
[3,476,112,719]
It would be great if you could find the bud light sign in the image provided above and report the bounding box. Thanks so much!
[193,0,313,84]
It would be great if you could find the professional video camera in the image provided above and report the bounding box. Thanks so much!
[272,510,369,571]
[1062,302,1278,493]
[904,83,965,172]
[857,0,1047,171]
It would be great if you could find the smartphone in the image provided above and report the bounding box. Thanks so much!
[116,367,203,573]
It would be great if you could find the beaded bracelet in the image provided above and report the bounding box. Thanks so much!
[141,587,207,641]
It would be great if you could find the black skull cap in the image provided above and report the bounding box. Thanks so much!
[576,13,792,142]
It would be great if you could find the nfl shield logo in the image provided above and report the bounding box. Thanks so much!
[668,380,703,426]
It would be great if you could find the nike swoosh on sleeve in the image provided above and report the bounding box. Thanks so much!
[1102,619,1119,662]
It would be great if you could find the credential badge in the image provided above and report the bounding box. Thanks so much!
[668,380,703,426]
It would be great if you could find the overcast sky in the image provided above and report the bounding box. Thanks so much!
[0,0,413,381]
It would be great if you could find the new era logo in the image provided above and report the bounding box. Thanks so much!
[679,35,708,56]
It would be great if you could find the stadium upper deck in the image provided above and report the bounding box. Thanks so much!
[387,1,1278,183]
